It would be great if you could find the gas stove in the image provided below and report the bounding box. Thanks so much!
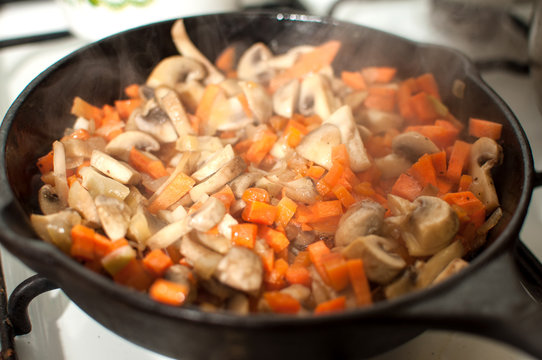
[0,0,540,359]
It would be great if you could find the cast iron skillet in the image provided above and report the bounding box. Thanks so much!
[0,11,541,360]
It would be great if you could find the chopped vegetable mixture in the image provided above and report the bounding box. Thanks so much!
[31,19,504,315]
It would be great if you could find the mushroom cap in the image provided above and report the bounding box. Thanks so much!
[146,55,206,88]
[402,196,459,257]
[342,234,406,284]
[392,131,440,162]
[469,137,503,212]
[95,195,132,241]
[296,123,342,170]
[272,79,300,118]
[334,200,386,247]
[237,42,275,83]
[216,246,263,293]
[105,130,160,162]
[38,184,65,215]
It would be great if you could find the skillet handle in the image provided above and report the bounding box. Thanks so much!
[398,241,542,358]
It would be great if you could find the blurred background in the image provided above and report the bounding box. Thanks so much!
[0,0,541,359]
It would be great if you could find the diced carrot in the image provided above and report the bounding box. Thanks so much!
[143,249,173,277]
[332,184,356,208]
[408,153,437,187]
[211,185,235,212]
[215,45,236,73]
[391,173,423,202]
[322,162,345,189]
[283,119,308,147]
[149,278,189,306]
[309,200,343,222]
[275,196,298,228]
[195,84,224,129]
[307,240,331,283]
[430,151,447,177]
[260,226,290,253]
[309,216,341,234]
[416,73,441,100]
[458,174,473,192]
[353,181,376,197]
[124,83,140,99]
[331,144,350,167]
[285,265,312,287]
[115,98,142,119]
[409,92,439,124]
[129,147,168,179]
[71,96,103,123]
[264,258,289,290]
[269,40,342,92]
[245,130,277,165]
[468,118,503,140]
[346,259,372,306]
[148,172,195,213]
[404,123,458,149]
[446,140,471,184]
[314,296,346,314]
[321,252,350,291]
[242,187,271,204]
[269,115,289,132]
[364,91,396,112]
[231,223,258,249]
[442,191,486,228]
[263,291,301,314]
[255,244,275,273]
[341,70,367,91]
[242,201,277,225]
[113,258,154,291]
[436,177,454,195]
[307,165,326,180]
[70,224,112,261]
[361,66,397,84]
[398,78,417,122]
[37,150,54,174]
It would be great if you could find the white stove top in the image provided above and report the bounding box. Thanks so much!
[0,0,540,359]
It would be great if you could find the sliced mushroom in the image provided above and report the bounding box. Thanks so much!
[416,240,464,289]
[90,150,140,185]
[189,156,247,203]
[342,235,406,284]
[191,144,235,182]
[384,264,420,300]
[146,215,191,249]
[38,184,65,215]
[127,205,156,245]
[296,123,341,170]
[180,234,223,280]
[189,196,227,232]
[392,131,440,162]
[95,195,132,240]
[175,135,223,153]
[266,45,314,69]
[30,209,81,253]
[402,196,459,257]
[134,103,178,143]
[237,42,275,83]
[154,86,195,137]
[146,55,206,88]
[283,177,318,205]
[433,257,469,284]
[325,105,371,172]
[298,73,335,120]
[79,166,130,201]
[387,193,417,216]
[68,181,100,225]
[227,293,250,315]
[52,140,69,207]
[174,79,205,113]
[273,79,300,118]
[374,153,412,179]
[228,172,262,198]
[170,20,224,84]
[216,246,263,293]
[469,137,503,213]
[280,284,312,306]
[105,130,160,162]
[194,231,231,255]
[217,213,238,241]
[207,95,252,134]
[362,108,403,134]
[239,80,272,124]
[335,200,386,247]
